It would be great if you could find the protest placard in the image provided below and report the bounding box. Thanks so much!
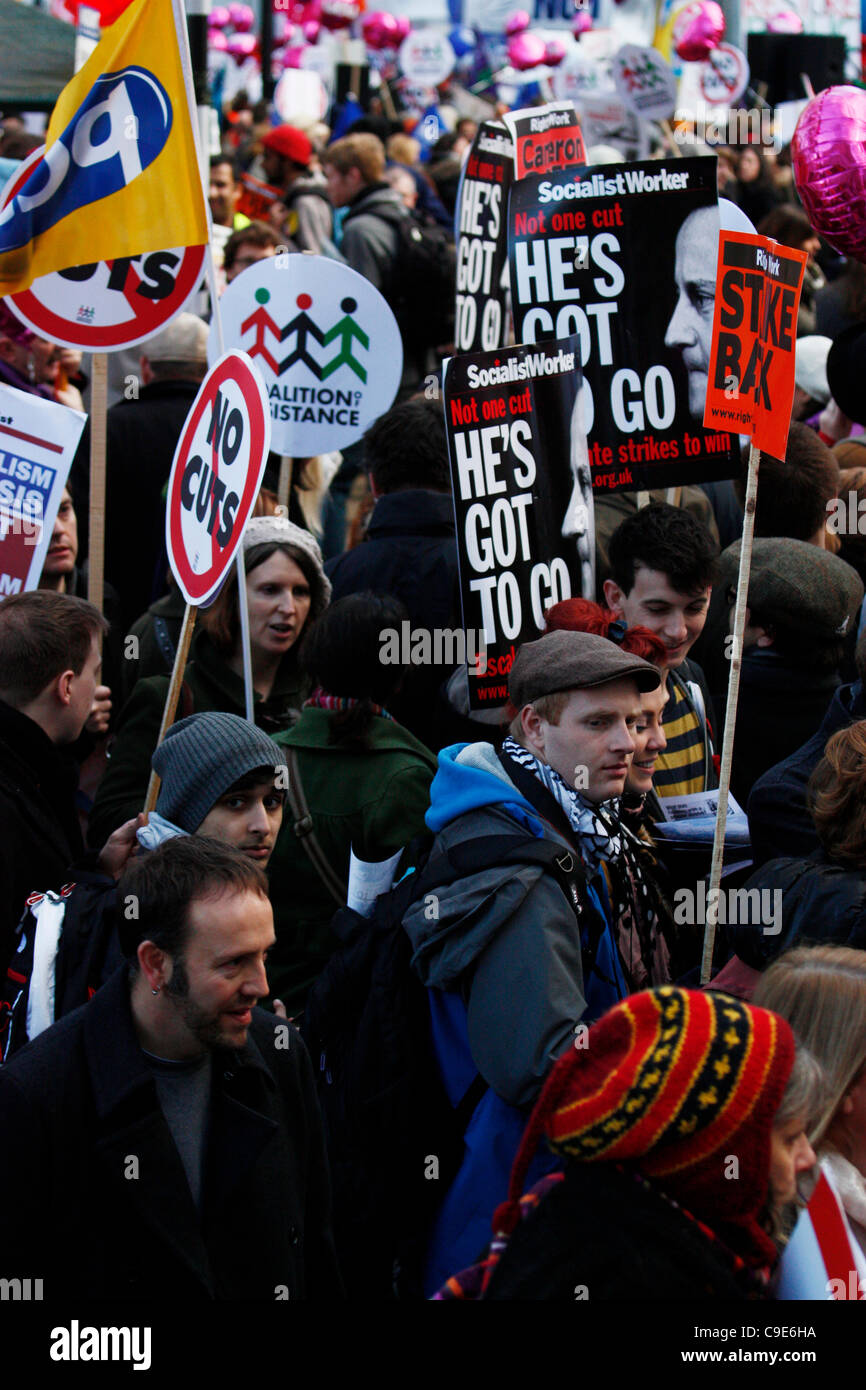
[212,253,403,456]
[166,350,270,607]
[699,231,805,984]
[501,101,586,181]
[0,385,84,600]
[508,157,740,493]
[704,231,807,460]
[454,120,513,354]
[612,44,678,123]
[443,334,593,709]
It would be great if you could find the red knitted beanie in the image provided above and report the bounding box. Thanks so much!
[495,987,795,1264]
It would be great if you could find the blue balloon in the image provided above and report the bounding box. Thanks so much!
[448,25,476,58]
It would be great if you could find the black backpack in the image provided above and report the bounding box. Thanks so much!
[0,873,121,1063]
[300,829,585,1300]
[363,204,457,354]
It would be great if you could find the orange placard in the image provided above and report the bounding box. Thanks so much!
[703,231,807,460]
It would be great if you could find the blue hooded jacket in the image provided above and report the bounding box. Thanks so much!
[402,741,625,1293]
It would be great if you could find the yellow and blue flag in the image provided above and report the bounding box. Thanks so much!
[0,0,207,294]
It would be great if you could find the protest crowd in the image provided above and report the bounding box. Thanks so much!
[4,0,866,1330]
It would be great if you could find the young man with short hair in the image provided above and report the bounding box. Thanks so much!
[401,628,660,1291]
[0,591,106,973]
[603,503,718,798]
[2,713,289,1057]
[0,836,342,1300]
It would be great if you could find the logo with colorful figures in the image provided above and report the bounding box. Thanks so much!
[213,253,404,455]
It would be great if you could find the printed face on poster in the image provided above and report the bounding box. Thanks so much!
[704,231,806,460]
[454,120,513,354]
[212,254,403,456]
[443,334,595,709]
[0,384,84,599]
[508,157,741,492]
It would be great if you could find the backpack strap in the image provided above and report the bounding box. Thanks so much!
[152,615,177,670]
[284,748,348,906]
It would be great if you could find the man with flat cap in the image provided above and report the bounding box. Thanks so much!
[401,628,661,1294]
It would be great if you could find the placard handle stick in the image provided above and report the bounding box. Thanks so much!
[700,442,760,983]
[662,120,683,157]
[278,455,294,512]
[204,237,257,720]
[87,352,108,626]
[235,542,255,723]
[143,602,198,813]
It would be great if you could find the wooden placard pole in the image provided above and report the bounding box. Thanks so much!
[87,352,108,622]
[700,442,761,984]
[143,602,198,813]
[277,455,293,513]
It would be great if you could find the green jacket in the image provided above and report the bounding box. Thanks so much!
[88,630,307,847]
[267,707,437,1015]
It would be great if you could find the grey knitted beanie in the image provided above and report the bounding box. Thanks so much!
[242,516,331,621]
[153,712,287,832]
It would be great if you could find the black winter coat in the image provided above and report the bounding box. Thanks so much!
[0,701,84,976]
[326,489,461,750]
[730,849,866,968]
[0,966,343,1300]
[747,681,865,867]
[484,1162,762,1300]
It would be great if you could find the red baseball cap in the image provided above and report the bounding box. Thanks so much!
[261,124,312,168]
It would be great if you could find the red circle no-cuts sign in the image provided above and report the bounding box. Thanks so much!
[1,149,206,351]
[166,350,271,606]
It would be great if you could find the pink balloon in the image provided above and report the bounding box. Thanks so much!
[227,3,254,32]
[768,9,804,31]
[507,31,547,70]
[227,31,257,57]
[673,1,725,62]
[394,15,411,41]
[302,19,321,41]
[208,6,231,28]
[362,10,401,50]
[793,86,866,263]
[209,29,229,50]
[544,38,567,67]
[505,9,531,36]
[572,9,593,35]
[319,0,361,31]
[282,44,307,68]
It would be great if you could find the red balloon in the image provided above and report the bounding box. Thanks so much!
[673,1,725,63]
[505,10,531,36]
[768,9,804,31]
[362,10,401,50]
[319,0,361,31]
[282,44,307,68]
[394,15,411,41]
[544,38,567,67]
[793,86,866,263]
[507,31,547,70]
[227,3,254,32]
[226,33,257,65]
